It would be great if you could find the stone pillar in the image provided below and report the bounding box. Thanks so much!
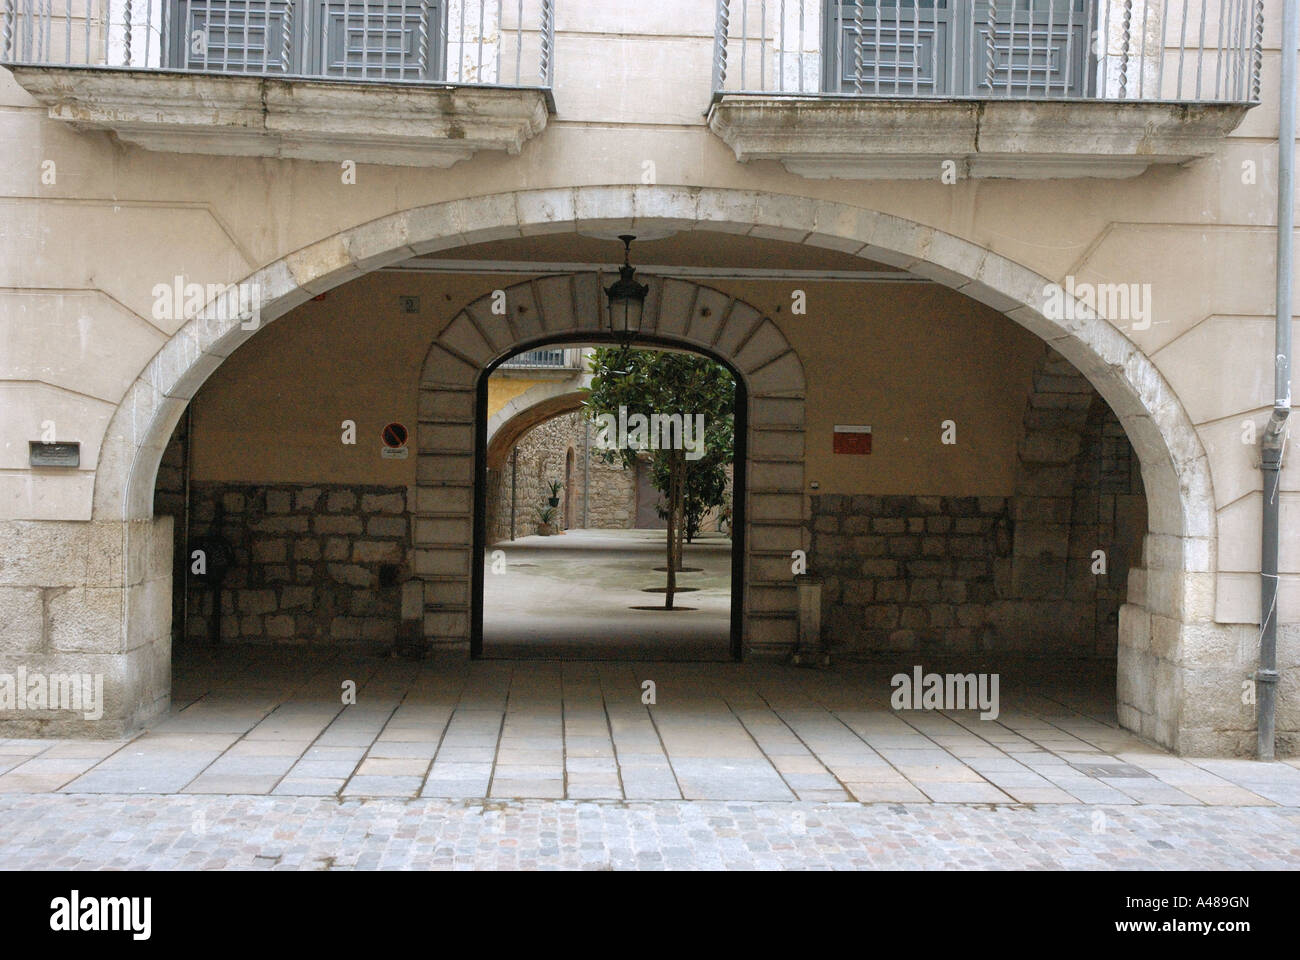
[0,518,172,738]
[791,573,827,666]
[1118,533,1266,756]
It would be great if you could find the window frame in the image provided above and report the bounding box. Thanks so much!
[164,0,446,82]
[820,0,1096,98]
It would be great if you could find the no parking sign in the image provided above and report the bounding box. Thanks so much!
[381,422,409,460]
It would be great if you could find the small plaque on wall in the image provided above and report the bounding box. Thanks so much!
[29,441,80,467]
[833,425,871,455]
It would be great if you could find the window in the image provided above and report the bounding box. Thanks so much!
[167,0,445,81]
[823,0,1093,97]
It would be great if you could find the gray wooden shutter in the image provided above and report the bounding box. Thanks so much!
[170,0,300,73]
[313,0,442,81]
[970,0,1091,97]
[826,1,954,95]
[824,1,1094,97]
[168,0,442,80]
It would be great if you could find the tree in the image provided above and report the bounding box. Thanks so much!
[650,431,730,542]
[583,347,735,608]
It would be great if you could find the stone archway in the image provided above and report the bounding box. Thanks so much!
[416,276,804,658]
[1009,349,1106,602]
[66,185,1218,750]
[483,386,592,542]
[486,388,586,471]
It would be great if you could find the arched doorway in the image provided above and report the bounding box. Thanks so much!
[463,325,757,660]
[79,186,1221,752]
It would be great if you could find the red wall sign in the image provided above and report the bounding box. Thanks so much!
[833,424,872,455]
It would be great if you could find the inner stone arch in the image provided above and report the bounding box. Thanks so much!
[414,273,807,657]
[487,388,588,470]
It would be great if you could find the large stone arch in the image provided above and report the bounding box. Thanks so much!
[79,185,1218,749]
[416,276,804,657]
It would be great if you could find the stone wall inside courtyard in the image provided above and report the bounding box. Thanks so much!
[812,394,1146,660]
[486,411,635,543]
[174,482,409,649]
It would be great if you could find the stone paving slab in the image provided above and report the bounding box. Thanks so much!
[4,656,1298,808]
[0,795,1296,870]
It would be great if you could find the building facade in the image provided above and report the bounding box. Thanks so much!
[0,0,1295,756]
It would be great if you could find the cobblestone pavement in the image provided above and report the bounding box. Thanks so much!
[1,794,1297,870]
[4,653,1300,806]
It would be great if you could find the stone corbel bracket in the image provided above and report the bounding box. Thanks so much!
[8,66,553,168]
[707,96,1252,181]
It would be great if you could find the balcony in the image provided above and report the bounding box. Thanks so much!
[707,0,1262,179]
[497,347,585,375]
[1,0,555,166]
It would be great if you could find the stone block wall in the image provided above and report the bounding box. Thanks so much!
[179,483,409,647]
[812,495,1011,654]
[587,448,637,530]
[486,410,635,542]
[812,388,1146,660]
[1066,398,1148,656]
[0,518,173,738]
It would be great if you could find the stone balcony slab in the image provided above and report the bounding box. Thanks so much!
[8,66,552,168]
[707,96,1252,180]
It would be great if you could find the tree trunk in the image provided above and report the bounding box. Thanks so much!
[672,452,685,601]
[664,450,685,609]
[665,457,677,609]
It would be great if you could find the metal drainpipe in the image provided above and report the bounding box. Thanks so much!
[181,404,192,645]
[1259,0,1298,762]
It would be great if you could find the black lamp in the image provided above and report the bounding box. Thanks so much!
[604,234,648,341]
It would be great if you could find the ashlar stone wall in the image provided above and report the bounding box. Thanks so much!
[812,377,1145,660]
[486,411,635,543]
[177,483,409,648]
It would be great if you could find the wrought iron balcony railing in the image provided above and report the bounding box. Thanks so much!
[1,0,555,88]
[712,0,1263,103]
[498,347,582,370]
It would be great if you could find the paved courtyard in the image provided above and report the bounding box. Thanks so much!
[482,528,732,659]
[3,652,1299,869]
[4,653,1300,804]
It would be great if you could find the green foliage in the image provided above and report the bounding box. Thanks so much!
[651,446,729,541]
[536,504,557,525]
[583,346,735,547]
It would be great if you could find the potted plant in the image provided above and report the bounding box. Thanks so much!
[547,479,562,508]
[536,504,558,536]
